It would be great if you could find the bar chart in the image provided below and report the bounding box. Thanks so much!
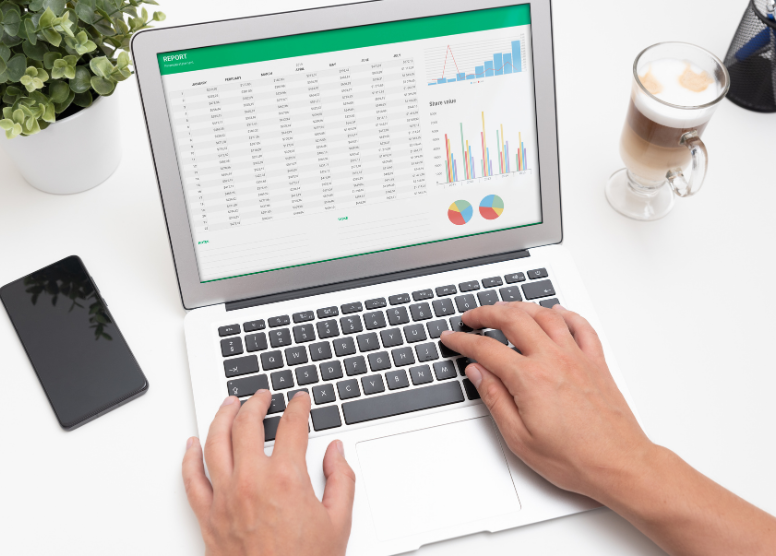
[425,37,526,86]
[441,111,528,184]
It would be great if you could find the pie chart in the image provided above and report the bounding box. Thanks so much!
[448,200,473,225]
[479,194,505,220]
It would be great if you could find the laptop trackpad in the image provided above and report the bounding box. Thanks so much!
[356,416,521,541]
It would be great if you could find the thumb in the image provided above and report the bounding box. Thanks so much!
[466,363,530,440]
[322,439,356,536]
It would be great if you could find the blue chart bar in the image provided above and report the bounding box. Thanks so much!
[428,41,524,85]
[494,53,504,76]
[475,65,484,78]
[503,53,513,75]
[457,72,466,81]
[512,41,522,73]
[484,61,494,77]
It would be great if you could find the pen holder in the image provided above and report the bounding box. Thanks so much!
[724,0,776,112]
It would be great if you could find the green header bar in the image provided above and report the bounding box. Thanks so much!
[158,5,530,75]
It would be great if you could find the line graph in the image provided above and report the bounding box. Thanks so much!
[425,37,525,85]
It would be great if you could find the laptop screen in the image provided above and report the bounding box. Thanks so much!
[157,4,540,284]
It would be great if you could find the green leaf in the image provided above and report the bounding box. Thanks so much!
[69,64,90,92]
[6,53,26,82]
[1,6,20,37]
[54,88,74,113]
[38,7,55,29]
[42,100,55,122]
[0,29,23,47]
[41,26,60,46]
[42,0,66,17]
[29,0,45,11]
[116,49,129,68]
[0,45,10,62]
[23,17,36,45]
[152,11,165,22]
[43,51,61,69]
[49,79,68,102]
[73,89,91,107]
[90,74,114,95]
[12,108,23,123]
[75,0,96,25]
[0,118,11,130]
[23,39,49,61]
[0,57,5,75]
[89,56,112,78]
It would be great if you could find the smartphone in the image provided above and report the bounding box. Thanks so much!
[1,256,148,430]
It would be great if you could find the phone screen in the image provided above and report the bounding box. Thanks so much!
[1,256,148,430]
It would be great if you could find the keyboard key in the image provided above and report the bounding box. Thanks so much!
[218,324,240,337]
[260,351,284,371]
[246,332,268,352]
[287,388,309,401]
[342,382,464,425]
[459,280,480,292]
[439,341,459,358]
[292,324,316,344]
[316,319,339,339]
[268,315,290,327]
[264,416,281,441]
[481,277,503,288]
[449,316,473,333]
[410,302,432,321]
[365,297,387,310]
[344,355,368,376]
[386,369,410,390]
[270,370,294,390]
[540,298,560,308]
[386,306,410,326]
[269,328,292,348]
[477,290,500,306]
[484,330,508,345]
[528,268,549,280]
[317,306,339,318]
[319,360,344,381]
[312,384,336,405]
[391,347,415,367]
[311,405,342,431]
[295,365,319,385]
[268,393,286,415]
[412,289,434,301]
[499,286,522,302]
[389,293,411,305]
[227,373,269,397]
[522,279,556,300]
[309,341,332,361]
[340,315,363,334]
[462,378,481,400]
[221,337,244,357]
[426,319,449,339]
[333,337,357,357]
[454,294,478,313]
[223,355,260,378]
[432,298,455,317]
[403,324,427,343]
[410,365,433,385]
[357,333,380,352]
[361,374,385,395]
[368,351,391,371]
[293,311,315,323]
[337,379,361,400]
[433,360,457,381]
[341,302,363,314]
[415,342,439,362]
[244,320,265,332]
[364,311,387,330]
[380,328,404,348]
[456,357,477,376]
[505,273,526,284]
[435,285,457,296]
[284,346,308,366]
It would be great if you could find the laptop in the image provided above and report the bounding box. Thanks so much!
[131,0,639,553]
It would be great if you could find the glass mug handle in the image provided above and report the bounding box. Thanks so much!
[666,131,708,198]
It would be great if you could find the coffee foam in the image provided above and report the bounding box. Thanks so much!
[634,58,721,128]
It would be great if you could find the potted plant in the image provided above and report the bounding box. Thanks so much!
[0,0,164,194]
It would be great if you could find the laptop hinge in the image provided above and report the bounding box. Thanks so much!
[225,249,530,311]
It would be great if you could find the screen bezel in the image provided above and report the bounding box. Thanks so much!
[131,0,562,310]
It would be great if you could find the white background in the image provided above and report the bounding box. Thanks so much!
[1,1,774,554]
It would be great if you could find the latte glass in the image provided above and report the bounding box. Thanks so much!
[605,42,730,221]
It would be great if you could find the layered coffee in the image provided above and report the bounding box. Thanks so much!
[620,59,721,184]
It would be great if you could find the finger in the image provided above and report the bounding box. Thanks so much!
[204,396,241,488]
[271,391,312,463]
[322,440,356,538]
[182,437,213,521]
[441,330,525,394]
[507,302,576,348]
[552,305,607,367]
[231,389,272,471]
[465,364,530,444]
[459,303,550,355]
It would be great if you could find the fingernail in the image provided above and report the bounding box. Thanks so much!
[466,364,483,388]
[256,389,269,395]
[337,439,345,456]
[186,437,194,449]
[292,390,309,400]
[552,303,565,310]
[495,301,508,306]
[440,330,453,339]
[221,396,237,407]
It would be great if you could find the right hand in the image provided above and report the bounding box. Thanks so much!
[440,302,653,500]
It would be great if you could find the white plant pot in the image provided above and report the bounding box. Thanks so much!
[0,92,122,194]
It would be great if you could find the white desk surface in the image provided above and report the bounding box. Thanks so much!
[1,1,774,554]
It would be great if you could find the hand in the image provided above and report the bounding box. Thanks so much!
[181,390,356,556]
[440,302,652,500]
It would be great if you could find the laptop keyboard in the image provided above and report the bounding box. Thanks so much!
[219,268,559,442]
